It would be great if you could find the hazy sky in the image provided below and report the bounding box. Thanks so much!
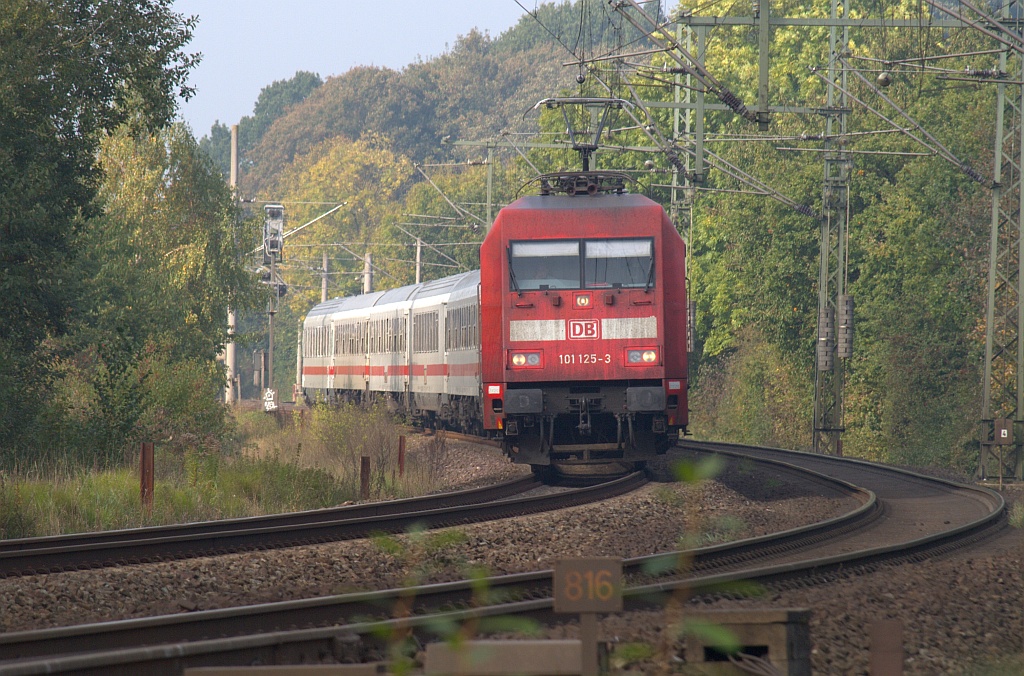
[172,1,532,136]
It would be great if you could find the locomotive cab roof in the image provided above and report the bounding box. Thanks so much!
[499,192,664,213]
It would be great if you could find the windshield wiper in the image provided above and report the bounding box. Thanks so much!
[644,258,655,293]
[508,248,522,296]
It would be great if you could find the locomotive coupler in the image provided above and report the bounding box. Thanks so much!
[578,397,592,435]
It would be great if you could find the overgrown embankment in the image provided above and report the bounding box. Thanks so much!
[0,403,449,540]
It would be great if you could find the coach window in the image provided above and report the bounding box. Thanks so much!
[509,240,581,291]
[584,239,654,289]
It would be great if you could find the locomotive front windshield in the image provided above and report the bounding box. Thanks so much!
[584,239,653,288]
[509,241,581,290]
[509,238,653,291]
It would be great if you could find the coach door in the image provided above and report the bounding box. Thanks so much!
[403,309,412,408]
[363,319,371,398]
[326,323,335,391]
[441,302,450,396]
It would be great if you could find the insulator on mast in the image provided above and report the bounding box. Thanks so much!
[817,305,835,371]
[687,300,696,354]
[837,295,854,359]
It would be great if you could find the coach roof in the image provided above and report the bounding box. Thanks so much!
[306,270,480,318]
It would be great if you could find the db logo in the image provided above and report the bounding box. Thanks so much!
[568,319,600,340]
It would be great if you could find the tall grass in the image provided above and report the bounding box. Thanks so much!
[1,403,451,539]
[0,455,351,539]
[237,403,450,499]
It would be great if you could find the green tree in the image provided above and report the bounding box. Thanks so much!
[199,71,323,177]
[241,66,421,195]
[239,3,620,196]
[0,0,197,453]
[37,125,262,467]
[262,134,415,396]
[671,0,994,466]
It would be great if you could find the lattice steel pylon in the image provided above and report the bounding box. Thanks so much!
[979,1,1024,481]
[671,23,698,358]
[812,0,852,455]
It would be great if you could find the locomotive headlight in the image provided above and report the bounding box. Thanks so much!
[626,348,659,365]
[510,351,543,368]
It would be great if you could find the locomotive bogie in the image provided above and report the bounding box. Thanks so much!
[499,379,678,465]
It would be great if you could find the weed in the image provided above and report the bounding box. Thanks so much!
[1009,501,1024,529]
[0,454,353,538]
[371,526,537,674]
[610,642,656,670]
[653,484,690,508]
[646,455,750,673]
[0,475,35,539]
[424,430,449,484]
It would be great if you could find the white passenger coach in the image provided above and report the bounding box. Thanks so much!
[299,270,483,430]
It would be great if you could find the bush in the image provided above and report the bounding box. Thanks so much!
[241,402,404,499]
[690,327,813,450]
[9,344,237,475]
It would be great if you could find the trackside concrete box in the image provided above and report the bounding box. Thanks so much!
[424,639,583,675]
[683,608,811,676]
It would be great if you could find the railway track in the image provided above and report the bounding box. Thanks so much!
[0,443,1003,675]
[0,471,642,579]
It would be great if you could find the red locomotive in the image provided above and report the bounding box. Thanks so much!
[299,170,687,473]
[480,172,688,470]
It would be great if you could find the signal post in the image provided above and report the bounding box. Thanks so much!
[262,204,286,411]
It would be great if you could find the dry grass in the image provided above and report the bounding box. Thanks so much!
[0,455,350,539]
[0,404,457,540]
[236,403,451,501]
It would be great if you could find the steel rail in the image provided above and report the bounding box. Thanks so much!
[0,472,641,578]
[0,453,869,666]
[0,446,1004,675]
[0,475,535,554]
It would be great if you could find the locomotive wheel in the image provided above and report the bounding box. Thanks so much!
[551,461,637,482]
[530,464,554,481]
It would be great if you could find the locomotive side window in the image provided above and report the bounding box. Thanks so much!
[509,241,581,290]
[584,239,654,289]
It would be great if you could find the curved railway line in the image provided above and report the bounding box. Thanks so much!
[0,441,1005,675]
[0,471,643,578]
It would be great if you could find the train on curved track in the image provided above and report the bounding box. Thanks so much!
[298,171,688,474]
